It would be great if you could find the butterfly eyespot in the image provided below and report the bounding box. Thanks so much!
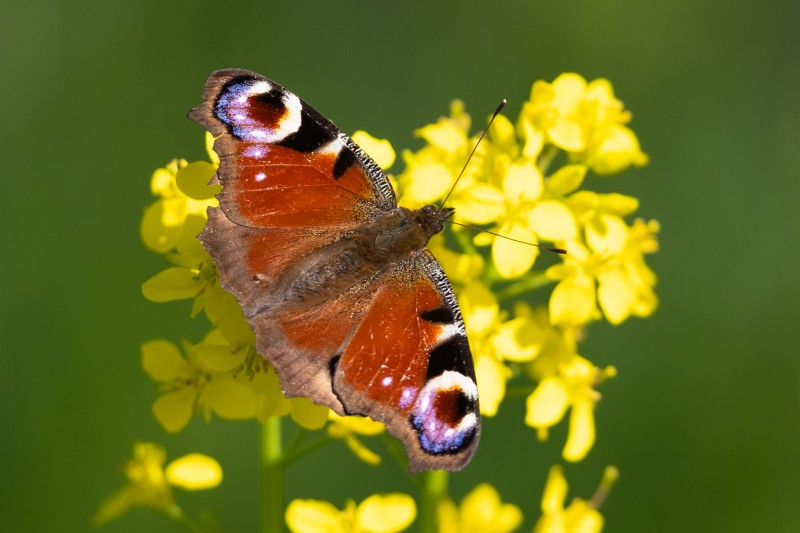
[410,371,478,455]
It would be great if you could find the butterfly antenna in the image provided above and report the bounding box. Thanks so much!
[439,99,508,210]
[449,221,567,254]
[438,99,568,256]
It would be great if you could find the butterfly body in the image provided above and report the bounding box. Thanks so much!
[190,69,479,472]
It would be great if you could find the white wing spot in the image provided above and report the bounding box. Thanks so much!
[248,80,272,95]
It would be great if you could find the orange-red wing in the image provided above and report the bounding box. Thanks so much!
[189,69,396,229]
[332,253,480,472]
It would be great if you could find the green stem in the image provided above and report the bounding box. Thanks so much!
[261,417,284,533]
[537,144,559,175]
[281,435,334,466]
[165,504,204,533]
[417,470,448,533]
[494,272,554,302]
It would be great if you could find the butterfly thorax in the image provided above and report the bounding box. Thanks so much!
[368,205,453,258]
[269,205,452,311]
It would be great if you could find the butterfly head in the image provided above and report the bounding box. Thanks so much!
[416,205,454,239]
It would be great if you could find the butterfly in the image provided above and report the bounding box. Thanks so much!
[189,69,479,472]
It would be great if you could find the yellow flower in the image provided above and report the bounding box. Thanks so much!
[458,282,508,416]
[515,305,615,461]
[517,73,648,175]
[165,452,223,490]
[533,465,618,533]
[352,131,396,170]
[251,363,330,430]
[140,156,220,316]
[286,493,416,533]
[93,442,221,526]
[327,412,385,465]
[140,158,218,254]
[141,338,256,432]
[547,194,659,326]
[437,483,522,533]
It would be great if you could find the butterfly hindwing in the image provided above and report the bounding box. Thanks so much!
[332,252,479,472]
[191,69,481,471]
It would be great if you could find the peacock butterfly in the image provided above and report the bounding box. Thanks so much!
[189,69,479,472]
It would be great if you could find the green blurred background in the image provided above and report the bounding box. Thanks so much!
[3,0,799,531]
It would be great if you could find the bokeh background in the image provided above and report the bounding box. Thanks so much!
[3,0,799,531]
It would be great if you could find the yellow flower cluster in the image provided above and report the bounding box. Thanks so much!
[389,73,657,462]
[286,493,416,533]
[287,466,618,533]
[93,442,221,526]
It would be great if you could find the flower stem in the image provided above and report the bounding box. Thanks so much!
[590,465,620,509]
[494,272,554,302]
[537,144,559,175]
[417,470,448,533]
[261,417,284,533]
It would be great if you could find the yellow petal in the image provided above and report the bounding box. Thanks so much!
[204,378,256,419]
[403,163,453,204]
[290,398,329,430]
[475,356,507,417]
[165,453,223,490]
[428,238,485,283]
[549,273,596,326]
[503,159,543,202]
[528,200,578,241]
[590,125,648,175]
[597,192,639,217]
[521,121,545,158]
[416,121,466,152]
[492,225,537,279]
[328,412,385,436]
[597,268,636,325]
[459,484,522,533]
[352,131,396,170]
[344,434,382,466]
[175,161,220,200]
[526,377,569,428]
[488,113,516,147]
[492,317,541,362]
[153,388,195,433]
[454,184,505,224]
[254,366,291,421]
[541,465,568,513]
[356,493,416,533]
[204,285,256,346]
[563,399,595,462]
[150,165,178,197]
[204,132,220,165]
[551,73,587,113]
[548,118,585,152]
[194,342,247,372]
[93,484,140,526]
[436,498,459,533]
[567,504,604,533]
[547,164,586,196]
[141,267,202,302]
[140,199,185,253]
[459,283,499,338]
[142,340,190,381]
[585,214,628,256]
[286,499,344,533]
